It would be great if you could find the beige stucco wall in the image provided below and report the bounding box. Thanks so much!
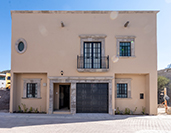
[10,11,158,115]
[11,73,47,112]
[11,11,157,76]
[115,74,146,114]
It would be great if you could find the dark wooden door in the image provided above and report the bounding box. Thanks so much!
[76,83,108,113]
[59,85,70,109]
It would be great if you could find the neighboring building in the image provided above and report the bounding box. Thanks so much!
[0,74,6,89]
[5,73,11,89]
[10,10,158,115]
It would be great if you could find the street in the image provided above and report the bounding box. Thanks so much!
[0,112,171,133]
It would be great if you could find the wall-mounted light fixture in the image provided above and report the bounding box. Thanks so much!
[61,21,65,27]
[124,21,129,27]
[60,70,64,75]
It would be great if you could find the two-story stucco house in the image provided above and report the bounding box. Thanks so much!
[10,10,158,115]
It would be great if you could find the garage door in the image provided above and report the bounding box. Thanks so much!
[76,83,108,113]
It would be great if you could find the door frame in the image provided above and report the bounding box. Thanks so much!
[49,76,113,115]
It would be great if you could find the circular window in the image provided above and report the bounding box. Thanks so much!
[15,38,27,54]
[18,42,24,52]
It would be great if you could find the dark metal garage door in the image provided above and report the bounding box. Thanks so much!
[76,83,108,113]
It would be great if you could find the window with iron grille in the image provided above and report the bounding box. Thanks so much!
[120,42,131,56]
[117,83,128,98]
[84,42,101,68]
[27,83,38,98]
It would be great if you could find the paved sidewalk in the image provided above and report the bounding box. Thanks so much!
[0,113,171,133]
[158,108,166,114]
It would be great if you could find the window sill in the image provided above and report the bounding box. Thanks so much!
[77,69,109,72]
[119,56,136,59]
[22,97,42,99]
[116,97,132,99]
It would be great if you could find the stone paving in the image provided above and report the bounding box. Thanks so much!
[0,112,171,133]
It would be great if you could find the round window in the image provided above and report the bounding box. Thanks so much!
[15,38,27,54]
[18,42,24,52]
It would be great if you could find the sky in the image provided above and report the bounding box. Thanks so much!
[0,0,171,71]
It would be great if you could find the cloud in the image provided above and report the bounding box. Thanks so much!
[165,0,171,3]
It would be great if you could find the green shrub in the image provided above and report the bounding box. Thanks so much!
[130,107,137,115]
[124,108,130,115]
[116,107,120,114]
[120,111,123,115]
[133,107,137,114]
[18,105,22,112]
[142,107,146,114]
[21,103,28,113]
[28,107,33,113]
[34,108,39,113]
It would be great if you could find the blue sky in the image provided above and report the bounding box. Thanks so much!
[0,0,171,71]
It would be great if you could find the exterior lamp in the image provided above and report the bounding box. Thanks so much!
[124,21,129,27]
[61,21,65,27]
[60,70,64,75]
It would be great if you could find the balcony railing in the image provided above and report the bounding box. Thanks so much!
[77,55,109,69]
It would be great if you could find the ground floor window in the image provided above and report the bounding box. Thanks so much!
[23,79,41,99]
[115,78,131,98]
[27,83,38,98]
[117,83,128,98]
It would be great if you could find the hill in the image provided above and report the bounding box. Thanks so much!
[0,70,11,74]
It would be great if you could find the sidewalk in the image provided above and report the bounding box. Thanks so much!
[0,111,170,120]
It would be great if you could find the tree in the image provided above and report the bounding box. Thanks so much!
[166,63,171,69]
[158,76,170,104]
[158,76,170,90]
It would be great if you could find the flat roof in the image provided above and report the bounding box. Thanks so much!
[0,74,6,76]
[11,10,159,15]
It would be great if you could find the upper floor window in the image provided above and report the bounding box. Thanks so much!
[18,42,25,52]
[116,35,136,57]
[77,34,109,71]
[84,42,101,68]
[120,42,131,56]
[0,76,5,80]
[15,38,27,54]
[27,83,38,98]
[7,76,10,80]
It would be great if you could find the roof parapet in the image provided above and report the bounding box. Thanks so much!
[11,10,160,15]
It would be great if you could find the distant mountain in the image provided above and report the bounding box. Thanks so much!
[158,68,171,80]
[0,70,11,74]
[166,63,171,69]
